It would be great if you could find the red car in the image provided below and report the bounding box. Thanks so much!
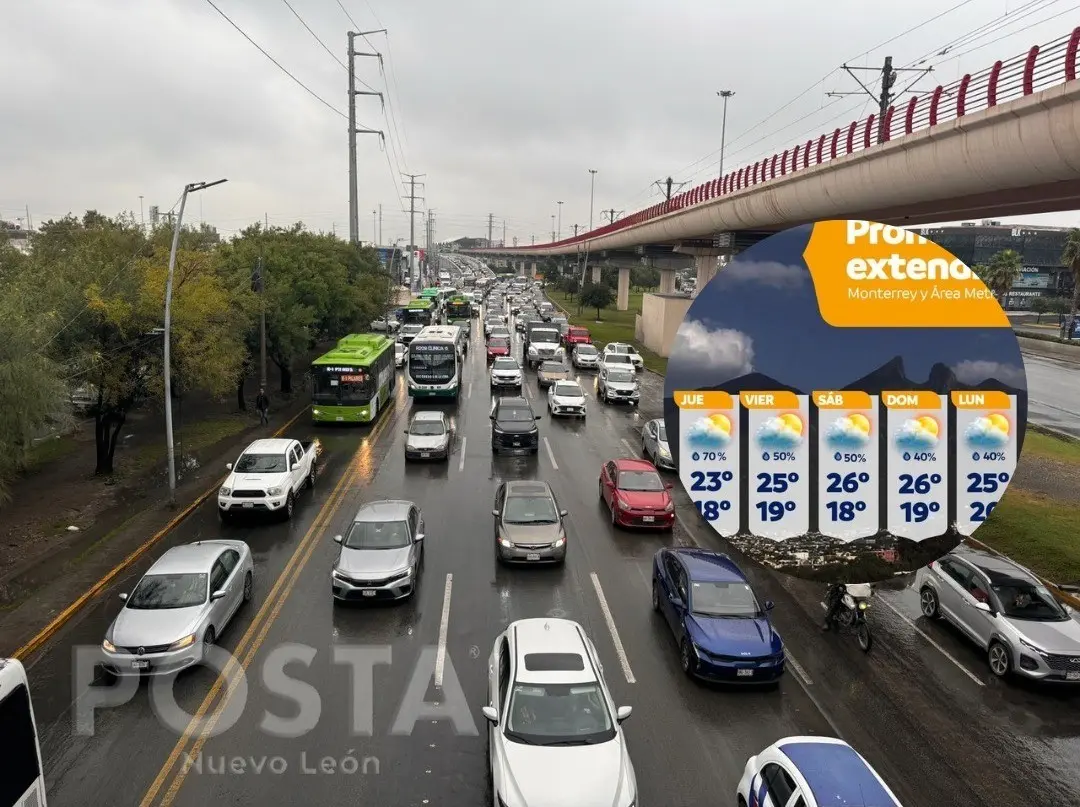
[564,326,591,347]
[487,336,511,362]
[599,458,675,529]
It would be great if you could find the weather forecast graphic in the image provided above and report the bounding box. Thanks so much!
[826,413,872,447]
[687,413,733,448]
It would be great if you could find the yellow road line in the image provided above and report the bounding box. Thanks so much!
[139,403,400,807]
[12,406,308,661]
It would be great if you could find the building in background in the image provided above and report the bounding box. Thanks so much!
[921,221,1076,309]
[0,221,32,253]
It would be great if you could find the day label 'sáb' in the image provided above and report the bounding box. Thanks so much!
[814,390,880,541]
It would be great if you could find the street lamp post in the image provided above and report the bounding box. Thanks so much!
[588,170,597,231]
[551,215,556,242]
[164,178,227,506]
[716,90,735,182]
[556,201,563,240]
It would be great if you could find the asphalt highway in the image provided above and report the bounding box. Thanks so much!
[23,299,1080,807]
[1021,351,1080,438]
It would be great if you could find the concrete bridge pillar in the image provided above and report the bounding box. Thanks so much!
[692,254,719,298]
[617,267,631,311]
[591,265,601,284]
[659,269,677,294]
[530,261,538,278]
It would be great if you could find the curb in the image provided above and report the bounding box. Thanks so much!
[10,406,307,661]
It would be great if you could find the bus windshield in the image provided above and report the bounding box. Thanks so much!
[312,366,374,405]
[0,659,45,807]
[409,344,457,382]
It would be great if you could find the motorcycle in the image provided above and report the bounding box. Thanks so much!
[821,583,873,652]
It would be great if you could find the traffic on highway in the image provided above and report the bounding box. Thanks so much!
[11,254,1080,807]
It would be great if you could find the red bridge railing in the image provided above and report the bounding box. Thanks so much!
[480,27,1080,252]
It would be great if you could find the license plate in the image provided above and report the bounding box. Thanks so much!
[513,441,521,447]
[421,452,430,458]
[642,516,654,522]
[1068,671,1080,680]
[242,502,254,508]
[361,590,377,597]
[526,553,541,561]
[132,660,149,670]
[737,669,754,677]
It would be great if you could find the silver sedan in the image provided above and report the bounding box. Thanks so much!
[332,500,425,602]
[641,418,674,470]
[101,540,254,676]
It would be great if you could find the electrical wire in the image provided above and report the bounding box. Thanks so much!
[281,0,347,70]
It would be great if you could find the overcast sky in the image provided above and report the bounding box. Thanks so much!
[2,0,1076,244]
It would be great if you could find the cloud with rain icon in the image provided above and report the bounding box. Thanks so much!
[756,413,803,449]
[965,413,1010,448]
[894,416,939,450]
[687,414,733,449]
[826,413,872,448]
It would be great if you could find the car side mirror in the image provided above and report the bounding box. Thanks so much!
[489,413,495,419]
[492,509,500,517]
[481,706,499,724]
[225,462,233,471]
[118,592,128,601]
[333,534,343,544]
[211,589,227,601]
[764,600,775,611]
[973,601,993,613]
[560,509,568,517]
[415,533,425,542]
[669,593,683,608]
[404,429,409,434]
[616,706,632,722]
[535,414,542,420]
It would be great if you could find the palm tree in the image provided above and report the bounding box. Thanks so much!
[1061,229,1080,338]
[984,249,1024,303]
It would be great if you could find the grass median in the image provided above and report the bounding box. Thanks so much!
[547,289,668,374]
[977,488,1080,585]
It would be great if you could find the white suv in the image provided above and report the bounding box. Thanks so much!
[482,619,637,807]
[602,342,644,371]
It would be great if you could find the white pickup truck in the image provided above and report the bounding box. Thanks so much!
[218,438,317,522]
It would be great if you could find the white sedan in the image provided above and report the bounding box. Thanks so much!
[370,317,400,333]
[547,380,587,417]
[602,342,643,371]
[484,619,637,807]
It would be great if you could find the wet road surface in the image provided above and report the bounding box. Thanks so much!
[22,303,1080,807]
[1021,351,1080,438]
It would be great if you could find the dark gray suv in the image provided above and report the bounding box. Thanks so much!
[490,396,541,455]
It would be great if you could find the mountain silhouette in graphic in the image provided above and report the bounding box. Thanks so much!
[700,371,804,396]
[843,355,1024,396]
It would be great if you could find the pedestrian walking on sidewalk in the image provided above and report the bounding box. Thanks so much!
[256,388,270,426]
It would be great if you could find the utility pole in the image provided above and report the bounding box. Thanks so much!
[378,203,383,245]
[588,169,597,231]
[556,201,563,239]
[403,173,425,288]
[139,196,145,232]
[531,235,535,245]
[488,214,494,246]
[371,210,377,244]
[164,179,227,506]
[715,90,735,180]
[653,177,687,200]
[602,209,622,224]
[551,215,556,242]
[502,220,506,247]
[828,57,932,143]
[347,30,386,243]
[573,224,580,237]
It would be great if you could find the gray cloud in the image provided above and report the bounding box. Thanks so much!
[951,360,1026,388]
[2,1,1076,240]
[720,260,809,289]
[670,320,754,378]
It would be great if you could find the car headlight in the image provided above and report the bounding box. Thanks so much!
[618,498,631,510]
[1019,637,1045,656]
[266,486,284,496]
[219,487,231,496]
[499,536,513,548]
[665,502,674,512]
[858,601,869,610]
[658,445,671,457]
[553,535,566,548]
[169,633,197,651]
[312,408,320,415]
[102,639,117,653]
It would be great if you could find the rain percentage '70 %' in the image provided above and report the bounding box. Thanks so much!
[691,451,727,462]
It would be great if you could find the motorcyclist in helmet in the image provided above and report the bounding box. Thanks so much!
[822,581,848,631]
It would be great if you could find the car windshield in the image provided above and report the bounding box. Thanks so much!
[608,345,630,354]
[576,345,598,355]
[234,453,286,473]
[504,495,559,524]
[554,383,582,397]
[409,419,446,436]
[607,369,635,383]
[618,470,663,491]
[395,344,405,354]
[402,325,422,335]
[690,581,762,617]
[493,358,518,370]
[126,573,208,609]
[605,354,631,364]
[505,682,615,746]
[343,519,411,549]
[540,362,567,373]
[991,580,1069,621]
[656,423,667,441]
[489,338,509,348]
[498,407,534,423]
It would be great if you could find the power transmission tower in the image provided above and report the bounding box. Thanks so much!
[487,214,494,246]
[502,220,507,247]
[531,235,535,245]
[654,177,687,200]
[602,209,623,224]
[828,57,933,143]
[403,173,425,288]
[347,31,386,244]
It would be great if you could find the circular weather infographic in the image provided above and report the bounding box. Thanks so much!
[663,220,1027,581]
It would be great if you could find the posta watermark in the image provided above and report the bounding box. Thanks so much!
[73,643,479,738]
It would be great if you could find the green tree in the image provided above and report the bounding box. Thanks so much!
[580,283,614,319]
[973,249,1023,303]
[1029,295,1049,323]
[1060,229,1080,338]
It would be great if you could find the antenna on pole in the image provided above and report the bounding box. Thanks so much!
[827,57,932,143]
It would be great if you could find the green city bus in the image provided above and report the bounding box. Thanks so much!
[446,295,472,326]
[402,298,436,326]
[310,334,396,423]
[419,288,441,303]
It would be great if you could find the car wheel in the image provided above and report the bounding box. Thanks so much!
[679,639,695,676]
[242,572,253,602]
[284,491,295,521]
[203,626,216,649]
[739,798,748,807]
[651,580,660,612]
[988,640,1012,678]
[919,587,940,619]
[610,503,619,527]
[642,439,650,460]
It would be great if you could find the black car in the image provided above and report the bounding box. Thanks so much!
[490,396,541,455]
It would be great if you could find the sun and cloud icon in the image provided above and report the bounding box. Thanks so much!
[965,413,1010,448]
[756,413,804,449]
[894,416,940,450]
[826,413,872,448]
[687,413,733,448]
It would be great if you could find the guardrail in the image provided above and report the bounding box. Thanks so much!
[477,26,1080,253]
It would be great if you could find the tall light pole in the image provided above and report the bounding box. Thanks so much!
[556,201,563,240]
[588,169,597,231]
[372,210,377,245]
[716,90,735,182]
[164,178,227,506]
[551,215,556,242]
